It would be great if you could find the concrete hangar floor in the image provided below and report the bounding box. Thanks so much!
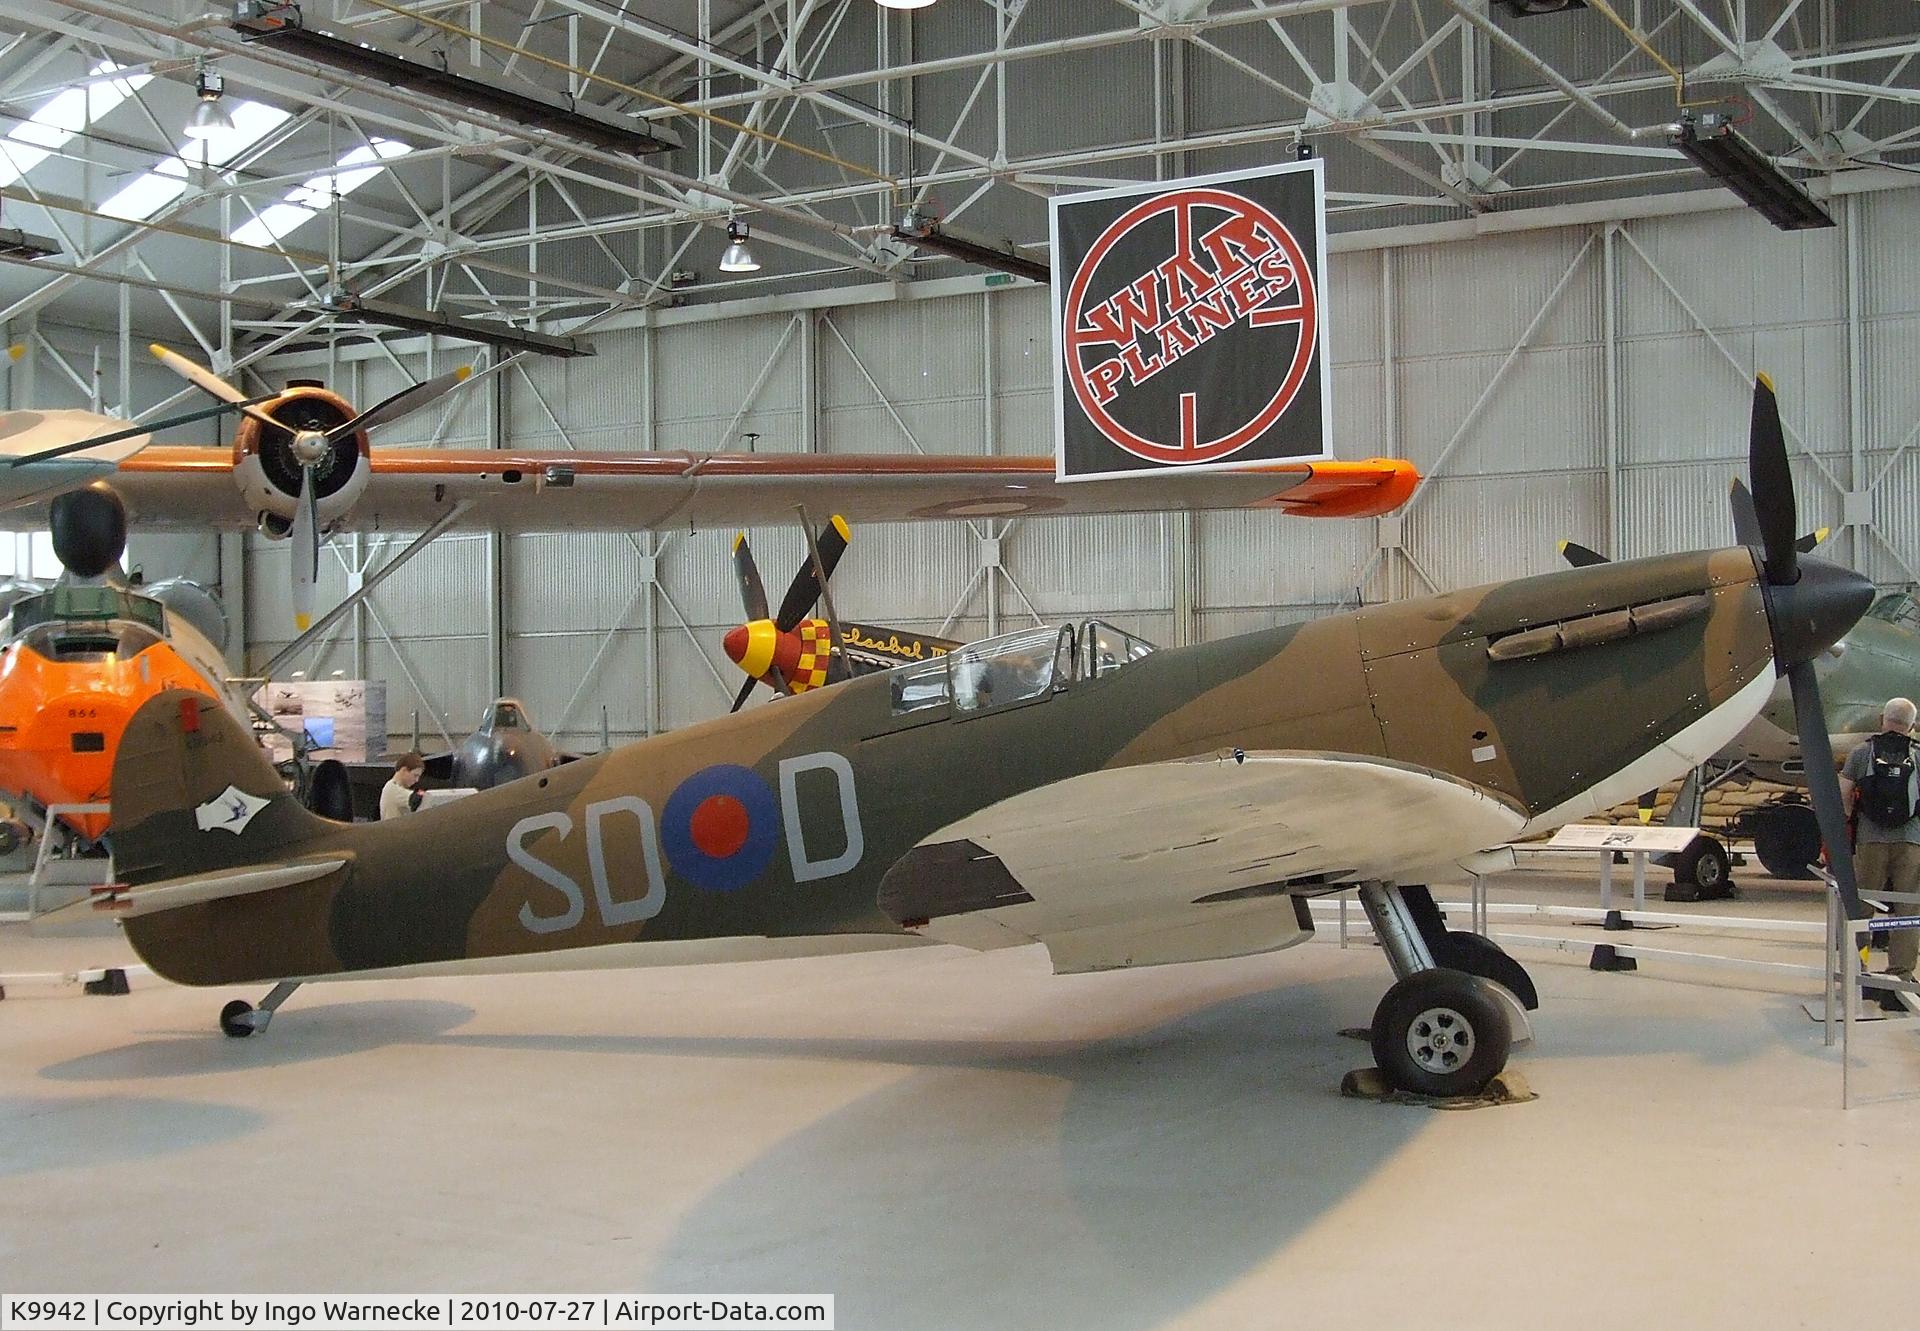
[2,864,1911,1329]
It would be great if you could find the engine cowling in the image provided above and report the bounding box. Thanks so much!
[230,382,369,536]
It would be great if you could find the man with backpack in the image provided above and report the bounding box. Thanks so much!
[1839,697,1920,989]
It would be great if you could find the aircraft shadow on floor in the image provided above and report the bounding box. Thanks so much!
[0,1093,265,1177]
[36,999,475,1082]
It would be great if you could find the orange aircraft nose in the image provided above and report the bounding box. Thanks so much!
[722,624,750,666]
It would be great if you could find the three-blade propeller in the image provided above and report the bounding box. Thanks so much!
[151,347,471,631]
[724,516,851,712]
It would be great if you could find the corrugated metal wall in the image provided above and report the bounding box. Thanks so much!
[250,185,1920,752]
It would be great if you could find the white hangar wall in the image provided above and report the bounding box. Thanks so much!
[248,182,1920,753]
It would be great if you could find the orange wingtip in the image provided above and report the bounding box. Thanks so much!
[1269,459,1420,518]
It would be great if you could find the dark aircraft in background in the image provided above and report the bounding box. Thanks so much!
[99,379,1875,1100]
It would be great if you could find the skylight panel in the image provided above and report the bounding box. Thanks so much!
[230,138,408,248]
[97,100,291,223]
[0,61,152,188]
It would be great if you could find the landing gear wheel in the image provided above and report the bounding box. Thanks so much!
[1754,802,1821,880]
[1668,836,1733,901]
[1430,930,1539,1009]
[1370,968,1512,1097]
[220,1000,255,1038]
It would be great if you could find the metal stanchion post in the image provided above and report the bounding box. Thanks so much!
[1844,918,1861,1110]
[1339,895,1348,949]
[1632,851,1647,912]
[1599,850,1614,915]
[1824,882,1838,1048]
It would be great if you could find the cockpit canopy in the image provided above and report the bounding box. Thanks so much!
[480,698,532,733]
[1868,587,1920,634]
[889,620,1157,717]
[4,584,167,662]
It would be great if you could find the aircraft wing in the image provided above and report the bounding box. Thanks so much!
[0,409,153,509]
[878,751,1526,974]
[0,447,1417,532]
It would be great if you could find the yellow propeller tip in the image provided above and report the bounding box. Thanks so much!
[732,531,747,550]
[1756,370,1776,393]
[1816,527,1830,544]
[1555,540,1568,553]
[830,513,850,541]
[148,342,168,359]
[455,366,472,381]
[6,343,22,362]
[294,614,311,632]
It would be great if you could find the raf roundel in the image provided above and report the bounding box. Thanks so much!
[661,763,781,891]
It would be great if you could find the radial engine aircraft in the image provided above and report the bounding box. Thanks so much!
[98,378,1875,1098]
[0,353,473,843]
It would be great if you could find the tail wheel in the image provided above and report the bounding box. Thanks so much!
[1370,968,1512,1097]
[219,1000,255,1038]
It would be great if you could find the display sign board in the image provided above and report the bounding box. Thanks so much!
[1050,158,1331,481]
[1544,823,1701,853]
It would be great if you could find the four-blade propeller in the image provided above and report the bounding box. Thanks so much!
[151,346,471,630]
[723,516,850,712]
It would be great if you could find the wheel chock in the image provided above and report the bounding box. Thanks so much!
[1589,943,1637,972]
[83,968,129,996]
[1602,909,1634,931]
[1340,1065,1537,1109]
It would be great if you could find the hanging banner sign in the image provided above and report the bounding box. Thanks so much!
[1050,159,1331,482]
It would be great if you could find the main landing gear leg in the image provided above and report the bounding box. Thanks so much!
[220,981,301,1038]
[1357,883,1525,1097]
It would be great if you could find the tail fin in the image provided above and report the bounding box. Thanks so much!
[112,688,330,887]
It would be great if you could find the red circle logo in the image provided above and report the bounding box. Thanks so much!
[1062,188,1318,466]
[689,794,750,859]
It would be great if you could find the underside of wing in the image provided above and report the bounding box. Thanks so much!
[877,751,1526,974]
[8,450,1418,533]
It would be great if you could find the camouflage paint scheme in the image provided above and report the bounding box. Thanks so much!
[109,546,1774,989]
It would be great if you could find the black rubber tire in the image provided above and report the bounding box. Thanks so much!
[1671,836,1733,896]
[1754,802,1822,880]
[1430,930,1539,1010]
[219,999,255,1038]
[1370,968,1512,1098]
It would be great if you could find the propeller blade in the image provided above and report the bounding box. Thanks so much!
[1796,527,1830,554]
[3,394,281,469]
[1559,540,1610,569]
[290,464,319,632]
[728,673,758,714]
[1729,478,1763,548]
[1790,660,1865,919]
[1749,373,1799,584]
[329,365,472,440]
[149,344,286,434]
[775,514,850,632]
[732,532,769,623]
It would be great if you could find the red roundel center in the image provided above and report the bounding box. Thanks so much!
[689,794,751,858]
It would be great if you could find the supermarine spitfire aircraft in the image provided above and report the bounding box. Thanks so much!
[99,378,1877,1099]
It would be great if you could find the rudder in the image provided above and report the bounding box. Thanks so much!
[112,689,329,886]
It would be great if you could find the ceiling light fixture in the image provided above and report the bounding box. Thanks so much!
[875,0,938,8]
[1671,114,1835,231]
[718,218,761,273]
[184,63,233,139]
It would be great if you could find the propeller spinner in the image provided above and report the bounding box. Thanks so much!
[722,516,850,712]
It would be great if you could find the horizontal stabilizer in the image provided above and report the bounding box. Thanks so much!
[98,857,348,918]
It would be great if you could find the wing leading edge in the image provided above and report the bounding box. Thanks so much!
[878,751,1526,974]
